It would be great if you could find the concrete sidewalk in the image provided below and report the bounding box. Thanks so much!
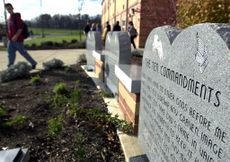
[0,49,86,71]
[82,65,144,162]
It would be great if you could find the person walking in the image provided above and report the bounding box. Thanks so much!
[128,21,138,49]
[102,21,111,44]
[90,23,96,31]
[112,21,121,31]
[105,21,111,32]
[96,23,101,32]
[84,22,91,36]
[5,3,37,69]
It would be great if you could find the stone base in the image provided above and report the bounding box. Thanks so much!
[129,154,149,162]
[118,81,140,135]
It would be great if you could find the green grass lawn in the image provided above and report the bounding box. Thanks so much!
[0,47,6,51]
[25,35,86,46]
[25,28,86,46]
[30,28,82,36]
[0,28,87,49]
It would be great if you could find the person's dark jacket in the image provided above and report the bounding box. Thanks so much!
[7,13,24,42]
[106,24,111,32]
[113,24,121,31]
[84,24,90,35]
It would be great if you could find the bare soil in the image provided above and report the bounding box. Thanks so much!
[0,64,125,162]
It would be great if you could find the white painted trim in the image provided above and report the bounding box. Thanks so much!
[92,50,103,60]
[115,64,132,92]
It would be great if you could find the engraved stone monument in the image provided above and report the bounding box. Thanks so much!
[139,24,230,162]
[86,31,102,71]
[104,31,132,95]
[0,148,29,162]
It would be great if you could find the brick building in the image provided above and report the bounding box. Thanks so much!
[101,0,177,48]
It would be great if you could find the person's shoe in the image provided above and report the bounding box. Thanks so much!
[32,64,37,69]
[7,64,12,68]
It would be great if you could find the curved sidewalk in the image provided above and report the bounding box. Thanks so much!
[0,49,86,71]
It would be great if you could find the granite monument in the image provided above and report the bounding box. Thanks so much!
[86,31,102,71]
[139,23,230,162]
[104,31,132,95]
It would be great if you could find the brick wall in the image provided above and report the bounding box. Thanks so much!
[101,0,176,48]
[138,0,176,47]
[118,81,140,135]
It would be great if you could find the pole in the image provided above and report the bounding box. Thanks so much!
[2,0,8,46]
[3,0,7,25]
[125,0,129,31]
[40,0,44,37]
[78,0,84,41]
[3,0,7,29]
[79,14,81,41]
[3,0,6,18]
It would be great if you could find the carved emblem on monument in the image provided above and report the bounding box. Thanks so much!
[195,32,208,73]
[152,35,163,60]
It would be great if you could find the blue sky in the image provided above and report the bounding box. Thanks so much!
[1,0,101,21]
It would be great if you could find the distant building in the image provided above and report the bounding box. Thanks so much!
[101,0,176,48]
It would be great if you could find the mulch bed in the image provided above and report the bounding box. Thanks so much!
[0,64,125,162]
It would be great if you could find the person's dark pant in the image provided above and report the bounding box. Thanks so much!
[130,36,136,49]
[7,41,37,67]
